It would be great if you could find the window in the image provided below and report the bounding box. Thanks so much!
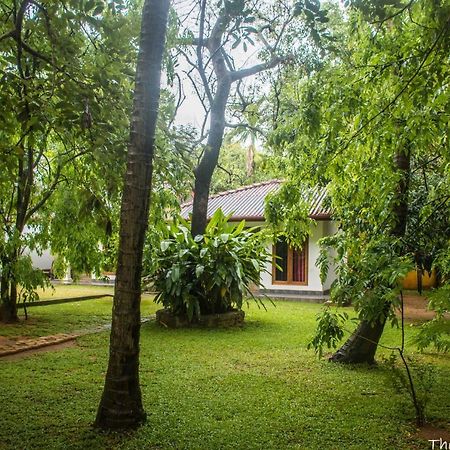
[273,237,308,285]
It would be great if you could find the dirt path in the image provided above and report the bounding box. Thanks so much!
[401,293,437,322]
[0,340,77,361]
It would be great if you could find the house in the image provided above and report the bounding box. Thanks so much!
[181,180,337,301]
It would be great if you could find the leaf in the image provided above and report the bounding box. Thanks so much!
[196,265,204,277]
[232,38,241,49]
[92,4,104,15]
[160,240,171,252]
[171,266,180,282]
[85,0,96,12]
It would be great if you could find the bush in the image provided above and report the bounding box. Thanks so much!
[147,209,270,320]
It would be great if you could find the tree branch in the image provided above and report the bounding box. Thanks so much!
[196,0,213,105]
[231,56,282,81]
[0,28,16,42]
[25,166,63,222]
[225,121,265,137]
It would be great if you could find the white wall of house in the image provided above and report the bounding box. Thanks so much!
[27,248,53,271]
[259,220,337,294]
[321,220,338,291]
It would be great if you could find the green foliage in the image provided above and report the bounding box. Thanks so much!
[15,255,51,304]
[0,0,192,304]
[307,308,349,357]
[265,182,315,248]
[293,0,333,46]
[267,0,450,352]
[147,209,270,320]
[414,246,450,353]
[0,0,142,312]
[318,233,413,325]
[415,285,450,353]
[210,138,275,194]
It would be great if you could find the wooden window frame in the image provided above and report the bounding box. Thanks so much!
[272,238,308,286]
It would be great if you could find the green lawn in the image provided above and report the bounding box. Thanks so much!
[35,284,116,300]
[0,296,449,449]
[1,284,155,338]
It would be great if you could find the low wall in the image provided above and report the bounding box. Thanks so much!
[156,309,245,328]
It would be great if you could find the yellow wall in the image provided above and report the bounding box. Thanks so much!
[402,269,437,290]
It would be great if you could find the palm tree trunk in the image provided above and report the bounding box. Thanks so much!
[330,148,411,364]
[94,0,169,430]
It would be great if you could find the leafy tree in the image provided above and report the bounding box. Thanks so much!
[176,0,323,236]
[0,0,140,321]
[268,0,450,362]
[94,0,170,430]
[210,136,275,193]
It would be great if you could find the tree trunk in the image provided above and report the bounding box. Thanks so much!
[191,78,231,236]
[0,254,19,323]
[330,148,411,364]
[329,316,387,364]
[0,281,19,323]
[188,6,283,237]
[246,143,255,178]
[94,0,169,430]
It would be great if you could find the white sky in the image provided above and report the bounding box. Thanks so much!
[169,0,273,129]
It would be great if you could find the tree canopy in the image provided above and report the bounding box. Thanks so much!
[0,0,146,320]
[267,0,450,359]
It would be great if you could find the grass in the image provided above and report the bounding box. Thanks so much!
[1,284,156,338]
[0,295,449,449]
[34,284,116,300]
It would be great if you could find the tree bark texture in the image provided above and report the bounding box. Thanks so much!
[190,10,233,237]
[94,0,169,430]
[189,8,282,237]
[0,263,18,323]
[330,148,411,364]
[191,78,231,236]
[329,316,388,364]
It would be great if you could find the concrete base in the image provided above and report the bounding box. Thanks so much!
[156,309,245,328]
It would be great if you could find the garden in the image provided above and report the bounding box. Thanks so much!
[1,0,449,447]
[1,287,449,449]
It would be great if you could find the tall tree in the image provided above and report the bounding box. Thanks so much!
[94,0,170,430]
[268,0,450,362]
[330,147,411,363]
[176,0,320,236]
[0,0,137,322]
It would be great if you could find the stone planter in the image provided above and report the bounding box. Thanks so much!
[155,309,245,329]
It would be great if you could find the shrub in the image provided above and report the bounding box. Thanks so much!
[147,209,270,320]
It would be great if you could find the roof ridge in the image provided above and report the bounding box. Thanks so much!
[181,179,281,208]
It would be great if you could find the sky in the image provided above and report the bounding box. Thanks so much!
[169,0,274,130]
